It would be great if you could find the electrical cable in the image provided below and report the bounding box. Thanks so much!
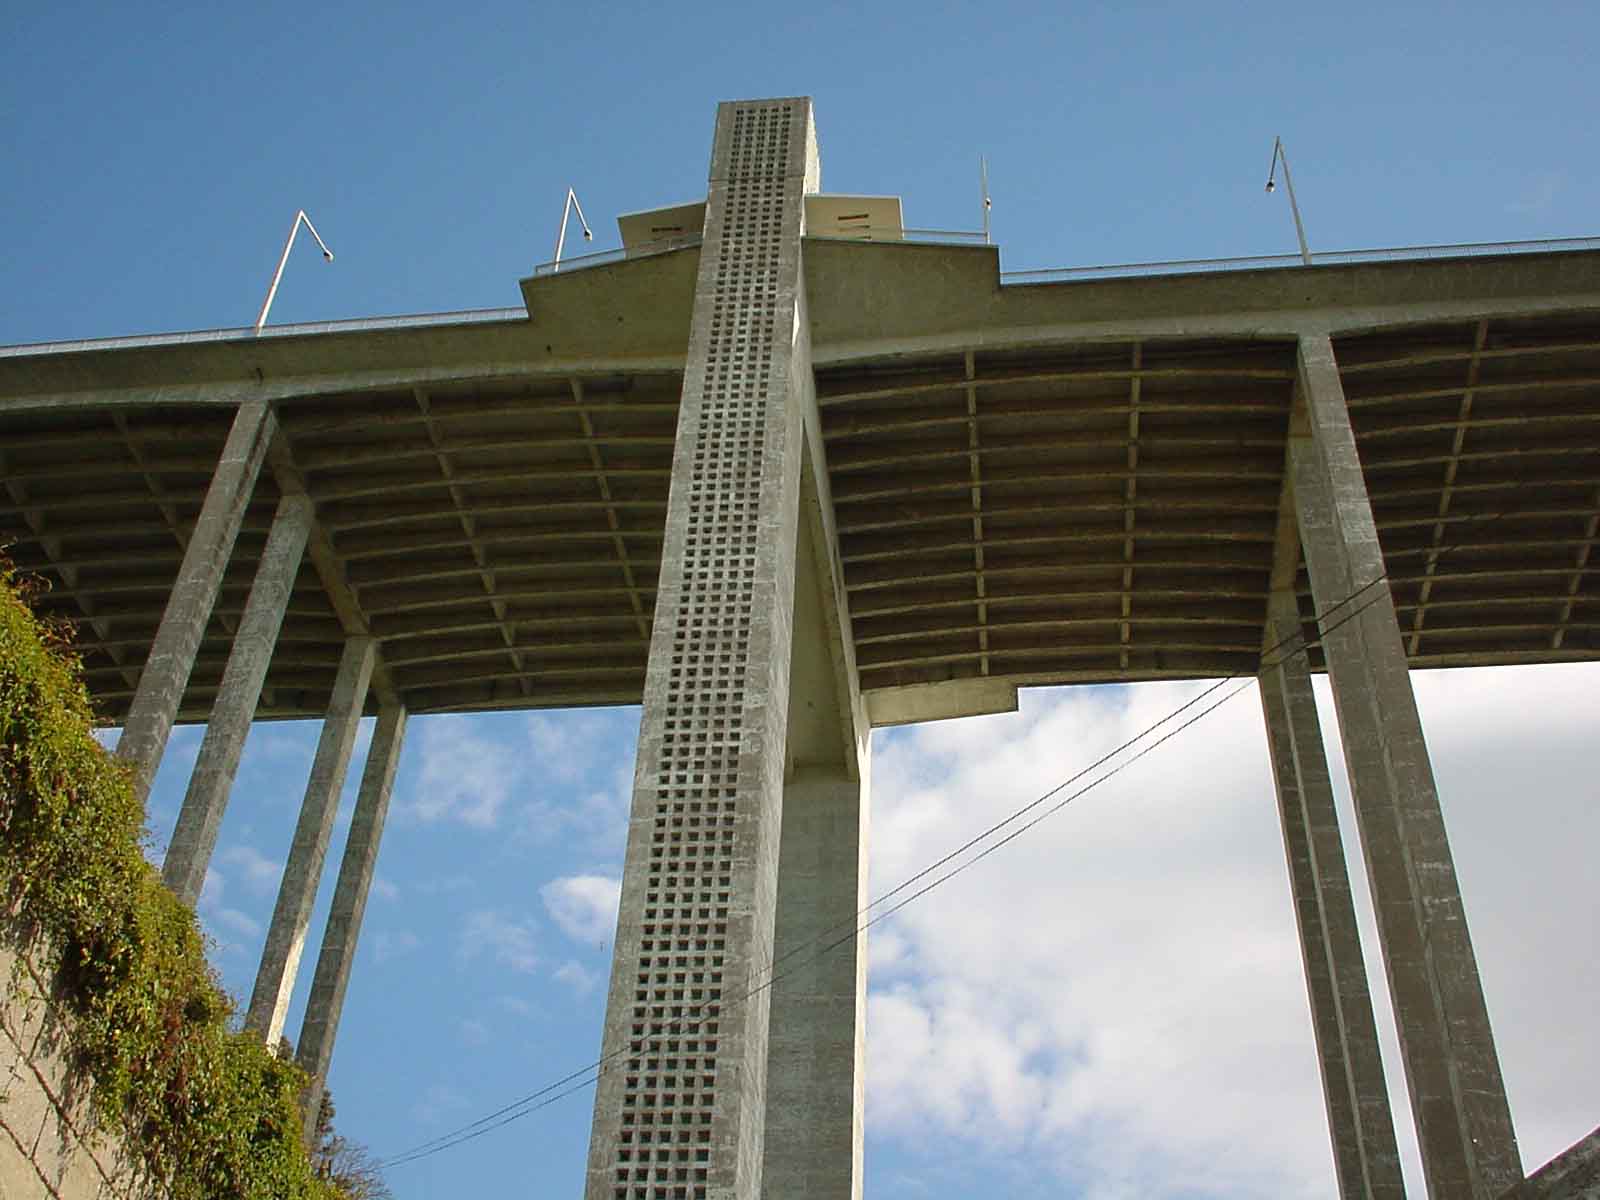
[378,497,1522,1170]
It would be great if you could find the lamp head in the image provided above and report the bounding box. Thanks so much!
[583,227,593,241]
[323,250,334,261]
[1265,179,1276,194]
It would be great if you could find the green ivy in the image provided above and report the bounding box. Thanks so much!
[1,564,340,1200]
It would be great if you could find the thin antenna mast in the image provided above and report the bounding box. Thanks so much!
[553,187,594,271]
[1265,137,1312,266]
[255,209,334,334]
[981,156,992,245]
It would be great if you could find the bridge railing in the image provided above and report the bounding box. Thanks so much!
[526,226,992,276]
[527,233,704,277]
[1000,235,1600,284]
[0,307,530,358]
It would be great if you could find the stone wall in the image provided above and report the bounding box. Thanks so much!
[0,944,138,1200]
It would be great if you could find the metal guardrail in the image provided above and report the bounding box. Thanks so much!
[528,234,703,277]
[0,307,530,358]
[7,235,1595,358]
[527,226,989,275]
[1000,236,1600,285]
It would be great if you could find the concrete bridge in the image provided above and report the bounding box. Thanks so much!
[2,97,1597,1198]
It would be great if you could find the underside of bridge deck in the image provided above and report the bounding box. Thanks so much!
[2,251,1597,724]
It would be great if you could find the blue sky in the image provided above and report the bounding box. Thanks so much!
[5,2,1598,1197]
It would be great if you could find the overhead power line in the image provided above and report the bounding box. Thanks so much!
[379,500,1520,1171]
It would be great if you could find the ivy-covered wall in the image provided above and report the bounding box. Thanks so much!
[0,566,341,1199]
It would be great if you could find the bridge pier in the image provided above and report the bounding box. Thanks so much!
[114,401,274,807]
[583,98,870,1200]
[163,490,313,906]
[1290,333,1520,1198]
[1261,583,1405,1199]
[246,635,376,1046]
[295,701,408,1137]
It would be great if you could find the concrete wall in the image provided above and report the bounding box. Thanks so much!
[0,945,140,1200]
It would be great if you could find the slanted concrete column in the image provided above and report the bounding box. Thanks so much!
[585,98,821,1200]
[163,491,313,906]
[1289,333,1520,1199]
[1260,589,1404,1200]
[246,636,376,1046]
[116,401,275,807]
[296,702,407,1138]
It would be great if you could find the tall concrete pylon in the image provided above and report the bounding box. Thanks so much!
[583,98,868,1200]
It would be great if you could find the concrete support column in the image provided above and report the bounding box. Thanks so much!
[585,98,821,1200]
[246,636,376,1047]
[1289,333,1520,1199]
[296,703,407,1139]
[1260,589,1404,1200]
[162,491,313,906]
[761,766,868,1200]
[115,401,275,807]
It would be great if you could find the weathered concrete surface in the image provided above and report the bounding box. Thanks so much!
[113,400,273,807]
[246,637,376,1046]
[1290,332,1520,1198]
[585,98,819,1200]
[162,491,313,907]
[295,703,407,1137]
[864,677,1018,727]
[761,767,867,1200]
[802,239,1600,363]
[1260,585,1403,1200]
[0,945,140,1199]
[1501,1126,1600,1199]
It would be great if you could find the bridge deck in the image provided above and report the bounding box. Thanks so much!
[2,246,1597,721]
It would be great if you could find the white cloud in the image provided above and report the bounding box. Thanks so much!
[553,959,600,996]
[211,907,262,939]
[411,1082,468,1127]
[496,993,539,1019]
[861,665,1599,1198]
[460,909,539,974]
[216,844,281,896]
[194,864,264,955]
[198,866,224,911]
[526,712,606,781]
[373,930,422,964]
[541,874,621,945]
[406,719,522,829]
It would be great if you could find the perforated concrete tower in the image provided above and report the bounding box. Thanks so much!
[583,98,867,1200]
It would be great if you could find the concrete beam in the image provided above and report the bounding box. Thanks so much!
[162,492,313,906]
[864,677,1019,727]
[1498,1125,1600,1200]
[114,400,274,807]
[295,702,407,1140]
[246,636,376,1047]
[264,433,399,706]
[1289,332,1520,1199]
